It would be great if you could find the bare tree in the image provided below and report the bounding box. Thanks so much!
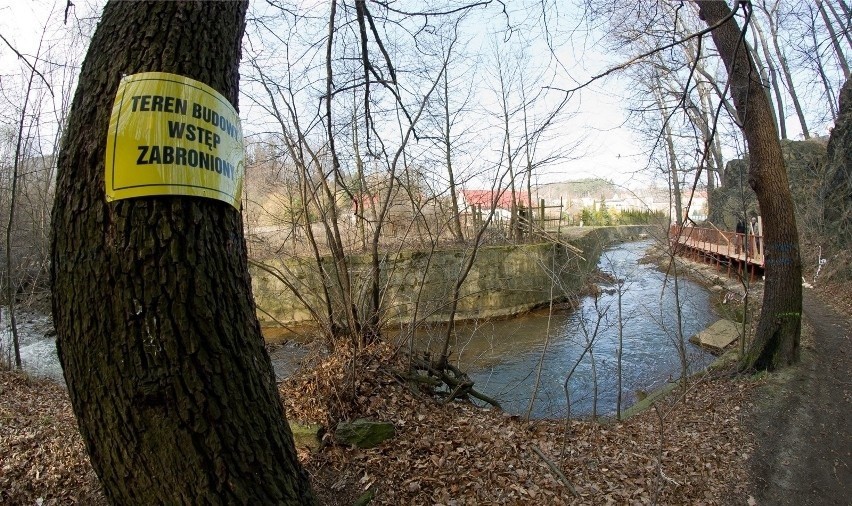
[4,38,44,369]
[757,0,811,138]
[751,20,786,138]
[697,0,803,370]
[818,0,851,79]
[651,79,684,225]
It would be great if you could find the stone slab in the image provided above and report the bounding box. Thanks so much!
[689,319,741,353]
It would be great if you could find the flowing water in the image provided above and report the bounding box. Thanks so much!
[1,310,308,386]
[415,239,717,419]
[5,240,716,421]
[1,309,63,383]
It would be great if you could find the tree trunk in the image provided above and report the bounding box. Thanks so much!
[292,139,341,340]
[6,46,42,369]
[496,53,519,241]
[819,0,852,79]
[353,112,369,250]
[50,2,315,503]
[679,34,726,183]
[760,3,811,138]
[697,1,802,371]
[522,82,535,236]
[809,4,840,121]
[653,84,683,225]
[502,104,518,241]
[833,0,852,51]
[444,69,465,242]
[664,79,718,193]
[697,81,726,185]
[752,20,787,139]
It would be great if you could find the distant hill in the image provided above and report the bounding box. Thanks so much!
[533,178,618,201]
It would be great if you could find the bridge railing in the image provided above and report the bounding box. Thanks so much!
[670,224,764,265]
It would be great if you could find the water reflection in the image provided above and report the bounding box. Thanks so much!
[5,240,716,419]
[415,240,715,419]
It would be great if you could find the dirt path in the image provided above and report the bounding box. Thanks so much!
[747,291,852,505]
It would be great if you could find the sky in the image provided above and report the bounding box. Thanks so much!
[1,0,657,188]
[4,1,837,194]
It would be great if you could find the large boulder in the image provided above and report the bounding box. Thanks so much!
[708,140,826,231]
[708,158,757,227]
[706,78,850,281]
[820,78,852,279]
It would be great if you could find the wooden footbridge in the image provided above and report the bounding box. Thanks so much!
[670,224,764,281]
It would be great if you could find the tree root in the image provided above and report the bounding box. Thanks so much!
[408,356,502,410]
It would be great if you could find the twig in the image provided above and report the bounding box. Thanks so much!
[0,33,52,95]
[545,6,738,96]
[443,381,466,404]
[530,444,580,498]
[660,468,682,487]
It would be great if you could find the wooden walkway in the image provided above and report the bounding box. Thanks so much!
[670,225,764,281]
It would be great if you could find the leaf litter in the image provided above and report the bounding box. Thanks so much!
[1,339,757,505]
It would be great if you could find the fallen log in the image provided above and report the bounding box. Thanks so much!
[409,357,502,410]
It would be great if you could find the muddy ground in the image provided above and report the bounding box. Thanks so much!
[653,249,851,504]
[746,289,852,505]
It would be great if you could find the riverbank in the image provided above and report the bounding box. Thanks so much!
[252,225,653,329]
[1,341,757,505]
[8,237,843,504]
[640,240,763,344]
[612,241,759,411]
[1,235,763,505]
[638,242,852,505]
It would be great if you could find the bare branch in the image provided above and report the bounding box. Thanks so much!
[545,6,738,96]
[0,33,53,96]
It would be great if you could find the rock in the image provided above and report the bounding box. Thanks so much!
[708,140,826,229]
[288,421,324,452]
[689,319,741,353]
[354,488,376,506]
[335,419,395,449]
[824,78,852,252]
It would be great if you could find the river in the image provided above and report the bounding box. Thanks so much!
[443,239,716,418]
[1,310,63,382]
[5,240,716,421]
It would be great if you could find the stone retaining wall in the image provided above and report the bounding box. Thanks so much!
[251,226,653,328]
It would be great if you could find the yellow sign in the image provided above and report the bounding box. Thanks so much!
[105,72,244,209]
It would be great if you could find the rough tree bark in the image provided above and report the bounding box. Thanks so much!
[50,1,314,503]
[697,1,802,370]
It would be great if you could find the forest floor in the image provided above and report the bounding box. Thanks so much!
[0,274,849,504]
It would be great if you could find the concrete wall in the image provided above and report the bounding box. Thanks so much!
[251,226,652,328]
